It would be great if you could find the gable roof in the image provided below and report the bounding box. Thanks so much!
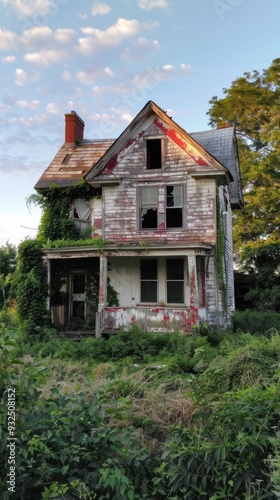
[84,100,231,183]
[34,101,243,209]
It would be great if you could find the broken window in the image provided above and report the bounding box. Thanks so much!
[166,185,183,228]
[166,258,184,304]
[140,186,158,229]
[70,198,91,233]
[141,259,157,302]
[146,139,162,169]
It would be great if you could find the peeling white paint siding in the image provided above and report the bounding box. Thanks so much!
[108,257,140,307]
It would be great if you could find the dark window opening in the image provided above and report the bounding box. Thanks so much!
[197,256,206,307]
[167,259,184,304]
[147,139,162,169]
[72,273,86,294]
[141,259,157,302]
[141,187,158,229]
[166,185,183,228]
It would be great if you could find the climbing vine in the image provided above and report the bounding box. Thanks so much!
[216,190,227,310]
[28,181,97,242]
[12,239,51,334]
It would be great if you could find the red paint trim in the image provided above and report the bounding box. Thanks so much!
[154,118,208,166]
[104,130,145,174]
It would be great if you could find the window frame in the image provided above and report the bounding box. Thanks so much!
[140,186,158,230]
[166,258,185,305]
[165,184,183,229]
[145,138,164,170]
[140,258,158,303]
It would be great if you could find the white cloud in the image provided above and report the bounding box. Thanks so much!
[21,26,52,46]
[121,113,133,122]
[138,0,169,10]
[15,68,41,86]
[3,55,16,63]
[46,102,60,114]
[53,28,76,44]
[24,48,69,66]
[1,0,56,17]
[91,2,111,16]
[76,18,140,55]
[122,37,160,62]
[0,29,19,51]
[91,86,105,96]
[76,66,114,85]
[16,99,40,109]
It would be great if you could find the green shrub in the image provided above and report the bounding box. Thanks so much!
[233,309,280,335]
[155,384,280,499]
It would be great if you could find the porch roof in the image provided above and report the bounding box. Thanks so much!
[43,242,213,259]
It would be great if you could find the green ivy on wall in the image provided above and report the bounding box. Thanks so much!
[28,181,97,242]
[12,239,51,334]
[216,190,227,310]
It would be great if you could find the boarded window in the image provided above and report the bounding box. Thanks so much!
[166,185,183,228]
[141,186,158,229]
[141,259,157,302]
[166,259,184,304]
[147,139,162,169]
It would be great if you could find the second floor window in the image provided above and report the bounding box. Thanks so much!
[71,198,91,233]
[141,186,158,229]
[166,185,183,228]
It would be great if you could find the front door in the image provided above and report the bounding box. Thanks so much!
[69,271,86,325]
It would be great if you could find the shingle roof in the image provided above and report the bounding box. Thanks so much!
[190,127,243,207]
[34,103,243,208]
[34,139,114,189]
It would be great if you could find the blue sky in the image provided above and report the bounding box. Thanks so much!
[0,0,279,246]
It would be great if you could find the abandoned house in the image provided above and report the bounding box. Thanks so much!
[34,100,243,336]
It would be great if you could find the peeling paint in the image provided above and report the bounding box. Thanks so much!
[104,130,145,174]
[154,118,208,166]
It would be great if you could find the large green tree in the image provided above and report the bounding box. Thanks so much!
[207,58,280,309]
[208,57,280,256]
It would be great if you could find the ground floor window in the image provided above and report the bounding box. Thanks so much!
[140,257,185,304]
[166,258,184,303]
[140,259,157,302]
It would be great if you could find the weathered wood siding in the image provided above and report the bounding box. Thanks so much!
[93,121,218,245]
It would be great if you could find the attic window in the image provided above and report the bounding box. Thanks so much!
[146,139,162,169]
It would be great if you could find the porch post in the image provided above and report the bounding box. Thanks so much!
[98,255,107,312]
[188,255,199,327]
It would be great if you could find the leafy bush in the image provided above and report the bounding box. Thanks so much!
[192,333,280,394]
[16,388,152,499]
[233,309,280,335]
[12,240,51,333]
[155,385,280,499]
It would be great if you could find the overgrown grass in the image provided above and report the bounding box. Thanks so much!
[2,318,280,499]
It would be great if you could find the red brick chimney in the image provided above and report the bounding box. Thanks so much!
[65,111,84,144]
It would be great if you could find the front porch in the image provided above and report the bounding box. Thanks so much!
[95,305,200,336]
[45,243,212,337]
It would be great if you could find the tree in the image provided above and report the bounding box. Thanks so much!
[207,58,280,309]
[207,57,280,256]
